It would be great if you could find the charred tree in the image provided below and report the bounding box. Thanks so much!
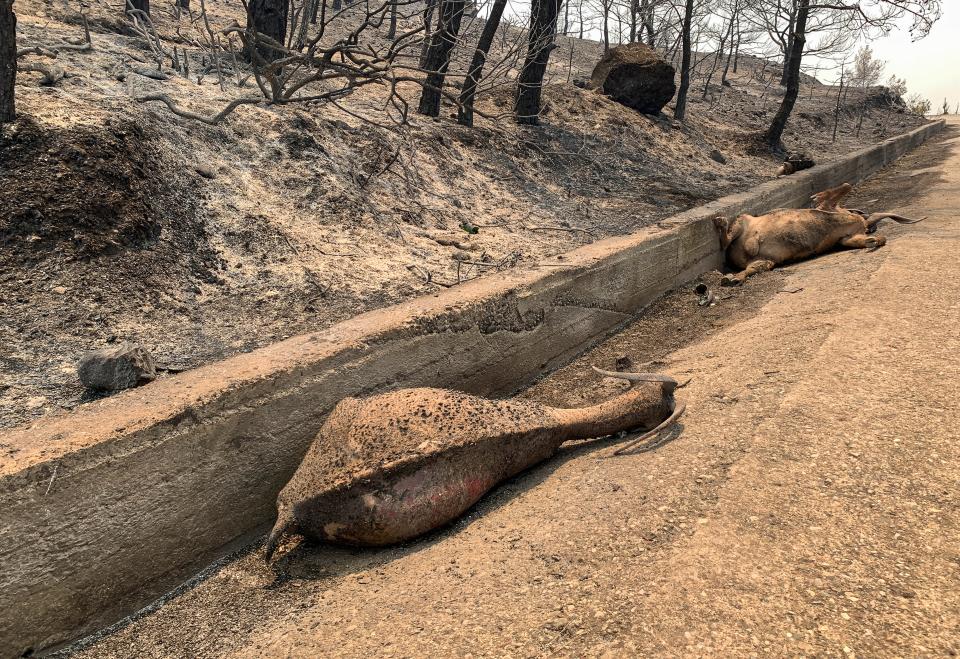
[641,0,654,45]
[417,0,465,117]
[515,0,563,125]
[388,0,398,38]
[419,0,438,67]
[766,0,809,150]
[126,0,150,17]
[672,0,693,120]
[176,0,189,9]
[0,0,14,123]
[247,0,289,61]
[458,0,507,126]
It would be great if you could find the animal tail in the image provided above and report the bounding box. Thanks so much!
[865,212,926,232]
[611,400,687,456]
[264,509,297,563]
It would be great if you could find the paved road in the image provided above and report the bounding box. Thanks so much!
[76,121,960,658]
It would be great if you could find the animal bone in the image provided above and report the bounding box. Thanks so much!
[265,375,682,561]
[713,183,924,286]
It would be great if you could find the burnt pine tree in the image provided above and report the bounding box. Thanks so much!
[515,0,563,125]
[765,0,808,149]
[0,0,14,123]
[672,0,693,121]
[457,0,508,127]
[417,0,465,117]
[247,0,289,61]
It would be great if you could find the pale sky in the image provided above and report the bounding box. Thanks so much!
[867,2,960,109]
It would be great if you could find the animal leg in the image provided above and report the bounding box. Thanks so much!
[840,233,887,251]
[720,259,775,286]
[811,183,853,211]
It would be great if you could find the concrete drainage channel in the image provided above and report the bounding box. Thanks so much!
[0,120,944,656]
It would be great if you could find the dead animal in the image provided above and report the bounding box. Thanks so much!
[264,372,684,560]
[776,153,815,177]
[713,182,924,286]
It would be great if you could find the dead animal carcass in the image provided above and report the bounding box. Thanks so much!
[265,371,683,560]
[714,182,923,286]
[776,153,816,177]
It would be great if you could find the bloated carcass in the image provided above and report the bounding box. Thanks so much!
[713,183,923,286]
[264,370,684,561]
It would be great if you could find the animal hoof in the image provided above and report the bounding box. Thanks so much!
[720,275,741,287]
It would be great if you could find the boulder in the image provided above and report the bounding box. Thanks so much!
[589,43,676,115]
[78,343,157,392]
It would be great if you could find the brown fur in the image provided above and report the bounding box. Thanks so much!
[714,183,923,286]
[265,376,680,560]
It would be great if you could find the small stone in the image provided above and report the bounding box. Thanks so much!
[51,286,67,294]
[709,149,727,164]
[194,165,216,179]
[78,343,157,392]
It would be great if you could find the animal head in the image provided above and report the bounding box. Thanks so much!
[776,162,795,177]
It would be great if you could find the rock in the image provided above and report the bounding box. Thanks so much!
[589,43,676,115]
[709,149,727,164]
[78,343,157,392]
[194,165,216,179]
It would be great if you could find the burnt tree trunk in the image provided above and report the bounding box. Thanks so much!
[126,0,150,17]
[0,0,14,123]
[419,0,438,67]
[247,0,289,60]
[176,0,189,9]
[702,10,734,99]
[515,0,562,125]
[832,67,844,142]
[388,0,397,38]
[602,2,609,53]
[641,0,653,45]
[458,0,507,127]
[417,0,465,117]
[779,3,796,86]
[766,0,808,149]
[672,0,693,121]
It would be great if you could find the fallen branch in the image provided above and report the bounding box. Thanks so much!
[527,224,596,236]
[18,62,66,86]
[132,67,170,81]
[406,264,454,288]
[16,46,58,58]
[136,94,262,125]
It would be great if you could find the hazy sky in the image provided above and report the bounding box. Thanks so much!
[868,2,960,109]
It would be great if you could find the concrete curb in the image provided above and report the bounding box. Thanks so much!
[0,119,945,655]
